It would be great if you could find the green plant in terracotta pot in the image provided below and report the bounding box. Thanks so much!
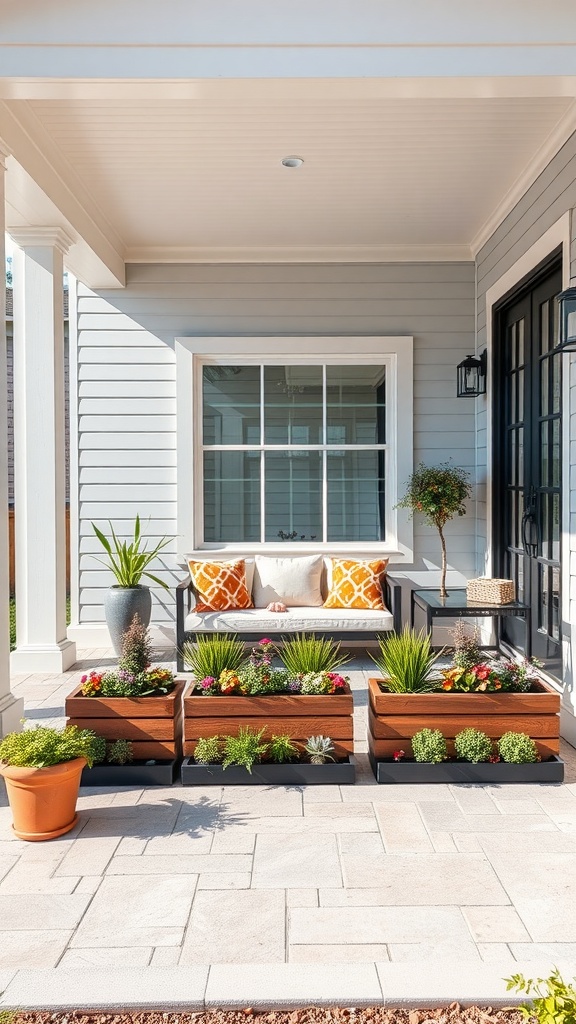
[0,725,96,841]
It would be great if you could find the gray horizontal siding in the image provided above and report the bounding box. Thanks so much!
[77,261,476,627]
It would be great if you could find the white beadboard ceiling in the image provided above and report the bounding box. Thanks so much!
[5,91,576,265]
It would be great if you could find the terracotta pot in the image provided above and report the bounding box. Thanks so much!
[0,757,86,841]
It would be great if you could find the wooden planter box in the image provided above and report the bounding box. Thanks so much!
[181,756,356,786]
[183,682,354,759]
[65,680,185,761]
[368,677,561,762]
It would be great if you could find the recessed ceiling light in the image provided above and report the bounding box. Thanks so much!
[281,156,304,168]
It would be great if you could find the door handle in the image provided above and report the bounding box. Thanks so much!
[521,489,539,557]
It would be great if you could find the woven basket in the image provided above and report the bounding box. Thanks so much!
[466,577,515,605]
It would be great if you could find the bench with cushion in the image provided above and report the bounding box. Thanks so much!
[175,554,401,671]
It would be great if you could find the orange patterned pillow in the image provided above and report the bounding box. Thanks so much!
[324,558,389,610]
[188,559,253,612]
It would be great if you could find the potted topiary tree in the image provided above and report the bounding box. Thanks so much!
[0,725,96,840]
[92,514,171,654]
[396,462,471,598]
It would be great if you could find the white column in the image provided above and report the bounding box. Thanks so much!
[10,227,76,672]
[0,145,24,732]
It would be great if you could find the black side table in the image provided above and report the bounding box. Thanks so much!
[410,588,531,657]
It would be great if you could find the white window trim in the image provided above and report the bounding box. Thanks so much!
[175,336,413,563]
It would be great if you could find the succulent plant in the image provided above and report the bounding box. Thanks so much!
[304,735,335,765]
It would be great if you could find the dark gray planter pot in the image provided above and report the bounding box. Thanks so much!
[181,757,356,786]
[81,759,177,787]
[369,752,564,784]
[104,585,152,655]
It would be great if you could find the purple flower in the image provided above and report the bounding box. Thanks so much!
[200,676,216,689]
[288,680,302,693]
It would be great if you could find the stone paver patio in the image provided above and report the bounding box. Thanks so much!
[1,651,576,973]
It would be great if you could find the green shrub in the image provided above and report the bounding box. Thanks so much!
[411,727,447,764]
[106,739,134,766]
[89,733,107,765]
[498,731,539,764]
[279,633,349,676]
[0,725,96,769]
[454,728,493,763]
[268,734,299,763]
[371,627,440,693]
[182,633,246,679]
[222,727,268,773]
[506,969,576,1024]
[194,735,223,765]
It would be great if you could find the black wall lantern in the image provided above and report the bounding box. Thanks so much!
[556,286,576,353]
[456,349,487,397]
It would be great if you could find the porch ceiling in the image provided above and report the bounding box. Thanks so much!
[2,81,576,277]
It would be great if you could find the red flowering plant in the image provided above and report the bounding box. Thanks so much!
[80,671,104,697]
[439,658,540,694]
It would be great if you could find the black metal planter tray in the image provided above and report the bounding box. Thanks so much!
[80,759,178,787]
[369,752,564,784]
[181,757,356,786]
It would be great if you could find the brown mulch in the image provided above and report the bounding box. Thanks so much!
[8,1008,527,1024]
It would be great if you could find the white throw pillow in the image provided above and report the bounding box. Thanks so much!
[252,554,324,608]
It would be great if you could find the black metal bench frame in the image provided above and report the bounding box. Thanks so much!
[175,574,402,672]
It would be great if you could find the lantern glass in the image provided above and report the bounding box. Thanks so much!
[457,353,486,397]
[557,287,576,352]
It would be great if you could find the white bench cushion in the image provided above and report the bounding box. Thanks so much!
[184,605,394,633]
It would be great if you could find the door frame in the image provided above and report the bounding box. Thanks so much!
[483,212,571,678]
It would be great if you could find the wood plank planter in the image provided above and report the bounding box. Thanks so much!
[369,752,564,784]
[368,677,561,763]
[65,680,185,762]
[181,757,355,786]
[183,682,354,759]
[80,759,178,787]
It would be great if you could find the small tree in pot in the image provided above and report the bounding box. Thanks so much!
[92,515,171,654]
[397,462,471,598]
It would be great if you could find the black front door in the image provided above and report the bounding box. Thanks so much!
[494,260,563,677]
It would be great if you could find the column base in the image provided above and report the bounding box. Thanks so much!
[0,692,25,737]
[10,639,77,673]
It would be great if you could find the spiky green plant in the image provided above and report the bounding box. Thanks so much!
[92,514,171,588]
[411,727,447,764]
[268,734,299,764]
[304,735,335,764]
[221,727,268,773]
[371,626,441,693]
[279,633,349,677]
[194,735,223,765]
[182,633,246,680]
[106,739,134,766]
[506,969,576,1024]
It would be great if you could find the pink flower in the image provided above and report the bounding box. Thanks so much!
[393,749,405,761]
[259,638,272,646]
